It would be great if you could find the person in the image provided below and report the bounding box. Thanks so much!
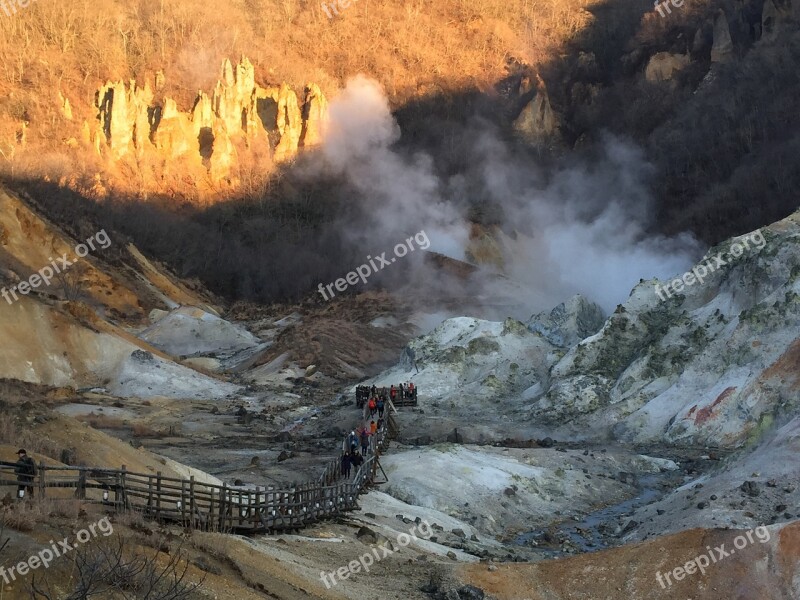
[377,396,385,418]
[399,383,405,400]
[15,449,36,498]
[341,452,351,478]
[348,430,358,453]
[390,385,397,401]
[370,420,377,435]
[360,429,370,455]
[368,397,377,417]
[351,451,364,469]
[377,417,384,431]
[371,384,377,396]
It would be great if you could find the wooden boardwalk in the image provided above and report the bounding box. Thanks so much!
[0,405,399,535]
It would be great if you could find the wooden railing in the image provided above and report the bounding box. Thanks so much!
[0,412,398,534]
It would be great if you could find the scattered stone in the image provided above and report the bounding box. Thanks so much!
[741,481,760,497]
[364,512,376,518]
[697,501,709,509]
[488,565,498,572]
[447,551,458,560]
[504,487,516,496]
[131,349,154,362]
[621,520,638,534]
[657,509,666,516]
[457,584,486,599]
[191,557,222,576]
[539,437,555,448]
[776,504,788,512]
[356,526,378,544]
[452,528,467,538]
[276,450,291,462]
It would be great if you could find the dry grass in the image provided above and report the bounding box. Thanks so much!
[79,414,129,431]
[0,497,85,532]
[0,0,596,195]
[0,415,64,460]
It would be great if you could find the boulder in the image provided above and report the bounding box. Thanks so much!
[645,52,691,82]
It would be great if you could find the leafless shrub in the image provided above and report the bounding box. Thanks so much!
[29,534,205,600]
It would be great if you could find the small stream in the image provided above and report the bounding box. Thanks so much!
[514,473,666,555]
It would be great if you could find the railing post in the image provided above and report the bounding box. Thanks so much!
[120,465,127,509]
[219,483,227,531]
[76,469,86,499]
[147,475,153,515]
[209,485,216,532]
[189,476,196,529]
[180,480,187,524]
[38,462,45,498]
[155,472,162,520]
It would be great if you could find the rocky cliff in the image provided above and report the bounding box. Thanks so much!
[91,57,328,186]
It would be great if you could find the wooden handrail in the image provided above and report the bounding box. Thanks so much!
[0,413,399,534]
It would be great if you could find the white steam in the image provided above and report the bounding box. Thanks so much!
[315,76,700,317]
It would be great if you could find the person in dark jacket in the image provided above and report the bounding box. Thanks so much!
[351,452,364,470]
[377,397,385,418]
[360,429,370,455]
[15,449,36,498]
[341,452,352,478]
